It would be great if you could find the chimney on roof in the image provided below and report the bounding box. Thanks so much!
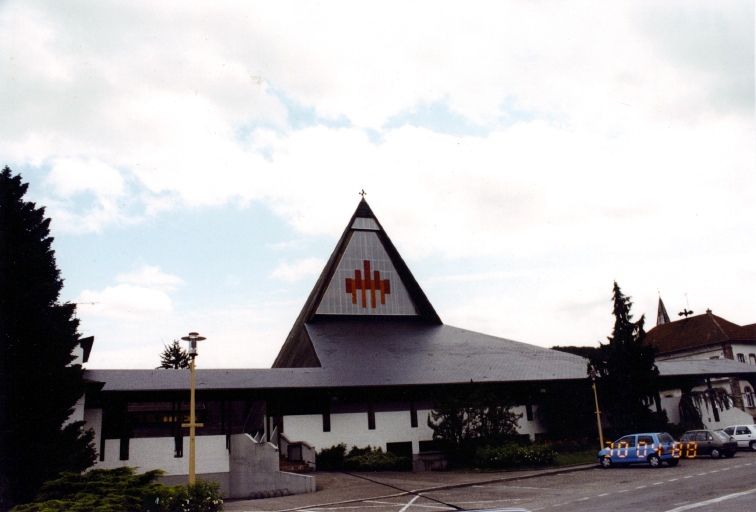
[707,308,712,314]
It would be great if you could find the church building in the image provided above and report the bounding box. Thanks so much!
[78,199,756,499]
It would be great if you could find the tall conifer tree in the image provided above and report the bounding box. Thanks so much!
[0,167,96,510]
[157,340,190,369]
[591,282,666,434]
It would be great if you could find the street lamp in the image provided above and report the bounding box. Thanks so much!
[181,332,206,485]
[590,366,605,450]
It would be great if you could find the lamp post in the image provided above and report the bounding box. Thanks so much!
[181,332,206,485]
[590,366,604,450]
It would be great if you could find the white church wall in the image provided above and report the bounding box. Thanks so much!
[283,402,547,454]
[283,406,435,454]
[94,435,229,476]
[660,390,682,425]
[512,405,545,440]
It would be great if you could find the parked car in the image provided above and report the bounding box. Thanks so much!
[678,429,737,458]
[722,425,756,451]
[598,432,681,468]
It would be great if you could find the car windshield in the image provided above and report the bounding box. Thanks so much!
[658,433,674,443]
[713,430,730,441]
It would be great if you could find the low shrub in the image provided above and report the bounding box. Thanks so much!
[315,443,348,470]
[474,444,556,469]
[316,444,411,471]
[342,448,411,471]
[10,468,223,512]
[538,437,595,453]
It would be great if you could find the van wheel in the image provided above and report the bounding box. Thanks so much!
[750,441,756,451]
[648,454,661,468]
[710,448,721,459]
[600,456,612,468]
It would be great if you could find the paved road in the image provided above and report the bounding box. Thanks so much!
[224,451,756,512]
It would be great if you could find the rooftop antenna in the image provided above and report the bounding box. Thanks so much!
[678,293,693,317]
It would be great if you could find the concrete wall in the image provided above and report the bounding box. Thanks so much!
[228,434,315,499]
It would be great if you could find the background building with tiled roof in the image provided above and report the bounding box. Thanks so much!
[646,302,756,425]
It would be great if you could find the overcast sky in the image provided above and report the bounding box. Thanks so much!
[2,1,754,369]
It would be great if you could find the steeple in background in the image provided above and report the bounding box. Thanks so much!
[657,296,671,326]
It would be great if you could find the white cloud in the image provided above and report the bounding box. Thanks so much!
[46,158,125,197]
[271,258,325,282]
[116,265,185,292]
[1,0,753,367]
[77,284,173,320]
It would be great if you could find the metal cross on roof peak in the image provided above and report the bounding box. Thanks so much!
[359,189,366,197]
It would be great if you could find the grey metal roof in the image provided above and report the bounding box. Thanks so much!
[84,353,756,393]
[84,368,339,392]
[305,318,589,383]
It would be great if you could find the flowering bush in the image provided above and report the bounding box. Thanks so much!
[163,480,224,512]
[474,444,556,469]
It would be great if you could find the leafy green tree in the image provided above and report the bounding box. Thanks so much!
[590,282,666,434]
[428,384,522,466]
[0,167,96,510]
[157,340,190,369]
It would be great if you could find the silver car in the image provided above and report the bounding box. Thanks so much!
[722,424,756,450]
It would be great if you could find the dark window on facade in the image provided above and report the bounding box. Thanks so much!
[526,404,533,421]
[368,403,376,430]
[323,412,331,432]
[737,353,746,363]
[410,401,418,428]
[174,435,183,458]
[288,443,303,462]
[119,437,130,461]
[419,440,442,452]
[386,441,413,462]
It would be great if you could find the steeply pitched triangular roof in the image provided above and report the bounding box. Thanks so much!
[273,199,441,368]
[656,297,671,326]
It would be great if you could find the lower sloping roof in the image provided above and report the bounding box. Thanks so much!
[305,317,588,383]
[83,355,756,393]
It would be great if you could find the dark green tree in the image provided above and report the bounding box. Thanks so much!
[157,340,190,369]
[0,167,96,510]
[427,384,522,466]
[590,282,666,435]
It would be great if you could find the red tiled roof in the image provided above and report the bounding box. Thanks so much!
[646,313,756,355]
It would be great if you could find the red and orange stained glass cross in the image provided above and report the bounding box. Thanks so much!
[344,260,391,309]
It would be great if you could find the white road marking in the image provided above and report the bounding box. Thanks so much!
[663,487,756,511]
